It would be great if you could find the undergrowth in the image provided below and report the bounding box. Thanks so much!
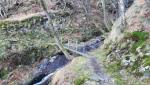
[104,31,150,85]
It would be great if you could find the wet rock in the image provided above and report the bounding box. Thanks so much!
[26,52,69,85]
[69,36,103,53]
[36,54,68,75]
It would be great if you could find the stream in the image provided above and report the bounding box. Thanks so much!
[24,36,103,85]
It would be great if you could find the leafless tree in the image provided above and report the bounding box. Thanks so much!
[100,0,113,31]
[39,0,73,60]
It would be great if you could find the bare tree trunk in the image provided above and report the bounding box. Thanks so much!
[101,0,112,31]
[118,0,125,25]
[39,0,73,60]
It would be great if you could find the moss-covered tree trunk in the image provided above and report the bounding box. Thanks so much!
[39,0,73,60]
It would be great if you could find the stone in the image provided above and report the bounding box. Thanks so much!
[83,80,100,85]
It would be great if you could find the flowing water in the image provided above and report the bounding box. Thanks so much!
[24,52,68,85]
[24,37,103,85]
[23,0,135,82]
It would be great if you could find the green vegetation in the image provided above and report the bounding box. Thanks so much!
[105,60,126,85]
[9,46,57,65]
[0,14,100,61]
[142,56,150,66]
[128,31,149,53]
[101,31,150,85]
[74,75,89,85]
[114,74,126,85]
[0,0,150,85]
[106,61,122,73]
[0,16,43,30]
[0,16,51,60]
[0,68,9,79]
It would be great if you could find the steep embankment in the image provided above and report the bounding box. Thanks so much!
[103,0,150,84]
[104,32,150,85]
[108,0,150,42]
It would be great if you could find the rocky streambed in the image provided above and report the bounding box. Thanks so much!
[25,36,103,85]
[25,52,68,85]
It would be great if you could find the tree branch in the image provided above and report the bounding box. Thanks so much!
[39,0,73,60]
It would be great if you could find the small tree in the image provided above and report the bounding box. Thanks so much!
[39,0,73,60]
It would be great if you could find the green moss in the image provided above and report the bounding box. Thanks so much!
[142,56,150,66]
[105,61,126,85]
[0,16,55,60]
[0,16,43,30]
[114,74,126,85]
[71,57,87,72]
[65,57,92,85]
[102,32,150,85]
[0,68,9,79]
[129,31,149,53]
[74,75,89,85]
[0,13,102,62]
[106,61,122,73]
[131,32,149,40]
[122,32,150,77]
[9,45,57,65]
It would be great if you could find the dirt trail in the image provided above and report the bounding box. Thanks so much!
[87,57,114,85]
[0,10,59,22]
[64,38,114,85]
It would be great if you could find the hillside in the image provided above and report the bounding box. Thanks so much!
[0,0,150,85]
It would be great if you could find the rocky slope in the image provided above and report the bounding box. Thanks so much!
[125,0,150,32]
[104,0,150,84]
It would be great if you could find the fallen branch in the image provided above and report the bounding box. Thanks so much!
[64,45,93,58]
